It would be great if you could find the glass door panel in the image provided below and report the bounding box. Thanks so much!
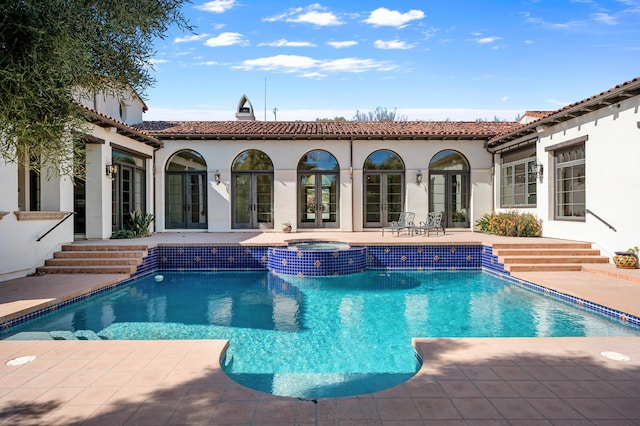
[189,174,207,226]
[167,174,185,227]
[364,174,381,225]
[321,174,337,225]
[233,174,251,228]
[385,173,403,223]
[255,174,273,228]
[429,173,446,222]
[450,173,469,227]
[300,174,316,224]
[121,167,133,229]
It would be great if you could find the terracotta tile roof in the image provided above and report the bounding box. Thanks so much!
[489,76,640,147]
[136,120,519,140]
[521,111,553,119]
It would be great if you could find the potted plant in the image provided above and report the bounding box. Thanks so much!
[613,246,638,269]
[282,222,292,233]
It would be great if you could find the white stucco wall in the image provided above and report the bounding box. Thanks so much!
[535,98,640,258]
[0,158,74,281]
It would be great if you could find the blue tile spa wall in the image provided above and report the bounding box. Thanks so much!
[268,246,367,276]
[157,245,270,271]
[366,245,482,270]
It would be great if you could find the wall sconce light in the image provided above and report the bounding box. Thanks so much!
[214,170,221,185]
[535,161,544,182]
[416,171,423,185]
[105,163,117,179]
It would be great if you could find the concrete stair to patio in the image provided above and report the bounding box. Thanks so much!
[36,244,149,275]
[493,242,610,273]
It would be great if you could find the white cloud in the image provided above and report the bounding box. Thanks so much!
[501,96,509,101]
[363,7,425,27]
[524,39,535,44]
[327,41,358,49]
[258,39,316,47]
[592,12,618,24]
[265,4,343,26]
[235,55,319,72]
[477,36,501,44]
[374,39,415,50]
[197,61,218,66]
[233,54,396,76]
[204,32,246,47]
[195,0,237,13]
[174,34,209,43]
[149,59,169,65]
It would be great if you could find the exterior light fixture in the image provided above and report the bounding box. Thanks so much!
[214,170,221,185]
[416,171,423,184]
[106,163,118,179]
[535,125,545,134]
[535,161,544,182]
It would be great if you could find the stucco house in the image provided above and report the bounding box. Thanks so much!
[0,77,638,281]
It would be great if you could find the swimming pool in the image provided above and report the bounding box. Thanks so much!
[2,270,639,398]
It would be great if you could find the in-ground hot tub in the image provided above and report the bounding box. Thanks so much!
[268,240,366,276]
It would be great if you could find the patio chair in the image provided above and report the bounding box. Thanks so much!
[381,212,415,236]
[415,211,445,236]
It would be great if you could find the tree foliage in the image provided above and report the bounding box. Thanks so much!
[353,106,407,122]
[0,0,192,176]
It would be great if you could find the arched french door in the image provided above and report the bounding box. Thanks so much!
[363,150,405,228]
[165,150,207,229]
[429,150,470,228]
[297,150,339,229]
[231,150,274,229]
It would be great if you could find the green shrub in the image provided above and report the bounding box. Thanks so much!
[475,211,542,237]
[130,209,154,238]
[111,229,135,239]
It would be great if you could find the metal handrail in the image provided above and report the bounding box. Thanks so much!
[36,212,75,242]
[585,209,616,232]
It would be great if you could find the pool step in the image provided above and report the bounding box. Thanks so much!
[492,242,608,273]
[36,244,150,275]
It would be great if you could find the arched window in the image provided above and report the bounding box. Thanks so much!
[297,150,339,228]
[363,150,405,227]
[165,150,207,229]
[429,150,470,228]
[231,150,274,229]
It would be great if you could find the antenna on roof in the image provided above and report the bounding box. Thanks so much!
[273,107,278,121]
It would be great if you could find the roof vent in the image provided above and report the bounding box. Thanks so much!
[236,95,255,121]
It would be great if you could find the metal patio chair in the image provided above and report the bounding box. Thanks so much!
[414,211,445,236]
[381,212,415,236]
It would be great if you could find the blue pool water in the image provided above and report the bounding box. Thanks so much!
[2,270,639,398]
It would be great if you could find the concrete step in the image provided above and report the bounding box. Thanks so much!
[500,256,609,264]
[54,250,146,259]
[61,244,150,252]
[492,242,592,250]
[35,265,136,274]
[493,248,601,256]
[44,257,142,267]
[506,264,585,272]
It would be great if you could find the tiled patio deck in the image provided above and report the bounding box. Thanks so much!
[1,231,639,424]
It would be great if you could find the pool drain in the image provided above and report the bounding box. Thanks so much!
[600,351,630,361]
[6,355,37,366]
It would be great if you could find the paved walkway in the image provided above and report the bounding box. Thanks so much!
[1,231,639,424]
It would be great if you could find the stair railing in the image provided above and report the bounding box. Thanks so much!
[36,212,75,242]
[585,209,616,232]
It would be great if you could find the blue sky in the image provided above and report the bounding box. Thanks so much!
[145,0,640,122]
